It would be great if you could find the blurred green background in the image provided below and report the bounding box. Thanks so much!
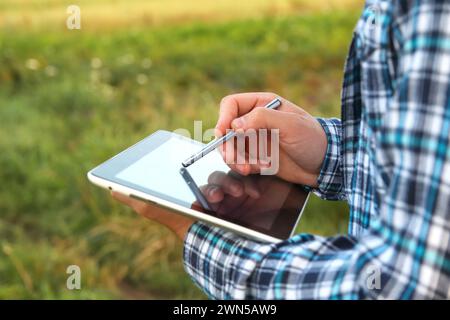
[0,0,362,299]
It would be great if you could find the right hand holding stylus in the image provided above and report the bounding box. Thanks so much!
[216,92,327,187]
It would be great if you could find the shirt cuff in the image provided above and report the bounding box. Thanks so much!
[314,117,346,201]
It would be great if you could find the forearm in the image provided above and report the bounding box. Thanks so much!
[111,191,193,241]
[183,216,449,299]
[183,221,383,299]
[169,217,194,241]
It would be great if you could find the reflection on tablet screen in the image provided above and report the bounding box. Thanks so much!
[115,136,307,233]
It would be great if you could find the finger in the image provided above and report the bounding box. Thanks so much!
[236,159,281,176]
[222,135,237,166]
[112,191,146,213]
[225,169,259,198]
[221,131,256,171]
[112,191,134,205]
[241,176,260,198]
[223,162,243,175]
[234,163,252,176]
[233,145,288,176]
[231,108,303,141]
[207,171,244,197]
[225,154,264,176]
[200,185,224,204]
[216,93,307,137]
[191,200,209,213]
[216,195,247,217]
[216,92,278,136]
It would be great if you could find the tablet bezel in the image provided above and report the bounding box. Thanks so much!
[87,130,310,242]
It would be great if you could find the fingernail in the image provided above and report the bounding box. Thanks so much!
[214,127,222,138]
[209,186,219,197]
[231,117,244,129]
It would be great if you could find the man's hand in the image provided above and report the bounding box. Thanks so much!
[216,92,327,186]
[112,92,327,239]
[112,192,194,241]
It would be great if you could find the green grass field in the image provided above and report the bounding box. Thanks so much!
[0,1,361,299]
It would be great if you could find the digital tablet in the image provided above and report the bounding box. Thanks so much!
[87,130,310,243]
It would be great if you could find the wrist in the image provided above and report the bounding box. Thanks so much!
[156,214,194,240]
[173,219,194,240]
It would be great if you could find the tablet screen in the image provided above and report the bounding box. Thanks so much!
[91,131,309,238]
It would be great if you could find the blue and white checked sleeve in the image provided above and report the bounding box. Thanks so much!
[314,118,346,201]
[183,1,450,299]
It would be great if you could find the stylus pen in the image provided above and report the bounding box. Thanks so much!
[179,167,212,211]
[181,97,282,168]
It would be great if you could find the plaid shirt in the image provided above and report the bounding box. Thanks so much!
[183,0,450,299]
